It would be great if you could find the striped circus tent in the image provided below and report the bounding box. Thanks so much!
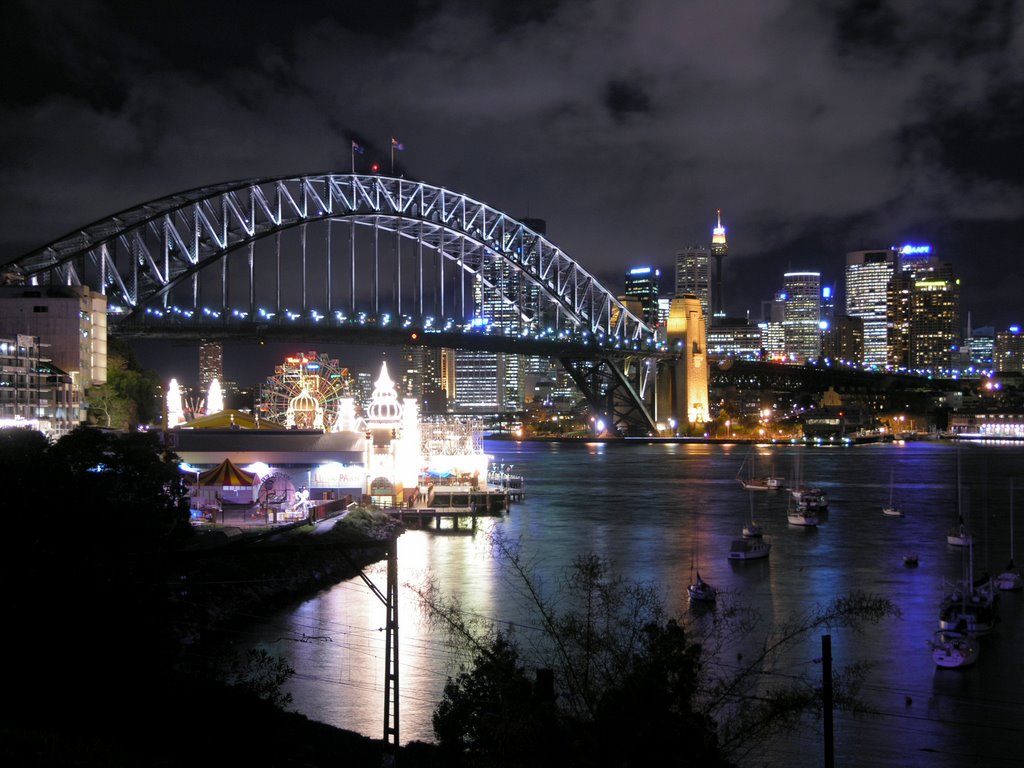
[197,458,257,487]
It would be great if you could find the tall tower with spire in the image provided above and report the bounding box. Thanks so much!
[710,209,728,321]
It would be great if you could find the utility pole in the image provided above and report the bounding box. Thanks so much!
[346,539,400,765]
[822,634,834,768]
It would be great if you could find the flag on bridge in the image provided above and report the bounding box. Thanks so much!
[351,140,364,154]
[391,137,404,151]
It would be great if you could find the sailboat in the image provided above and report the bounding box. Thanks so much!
[883,468,903,517]
[736,449,784,491]
[688,546,717,602]
[730,491,771,560]
[787,483,819,527]
[938,523,998,636]
[947,452,972,546]
[995,479,1023,591]
[688,571,717,602]
[790,452,827,511]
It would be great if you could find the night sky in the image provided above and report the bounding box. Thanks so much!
[2,1,1023,383]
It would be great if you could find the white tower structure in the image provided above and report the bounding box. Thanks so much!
[363,362,423,507]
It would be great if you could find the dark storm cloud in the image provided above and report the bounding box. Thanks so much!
[2,0,1022,339]
[603,78,652,121]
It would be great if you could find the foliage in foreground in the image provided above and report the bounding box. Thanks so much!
[414,531,899,767]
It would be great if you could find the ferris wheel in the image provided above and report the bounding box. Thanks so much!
[256,351,353,429]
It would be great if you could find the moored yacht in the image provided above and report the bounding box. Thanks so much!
[728,536,771,560]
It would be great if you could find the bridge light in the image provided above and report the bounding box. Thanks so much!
[410,332,418,340]
[371,163,380,173]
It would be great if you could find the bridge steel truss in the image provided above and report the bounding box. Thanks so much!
[2,173,661,435]
[3,173,650,341]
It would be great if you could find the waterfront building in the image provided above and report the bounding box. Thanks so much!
[198,340,223,390]
[623,266,662,327]
[0,333,77,437]
[660,294,710,425]
[675,245,711,319]
[995,326,1023,373]
[845,249,896,367]
[710,210,728,321]
[0,284,106,422]
[172,358,490,512]
[782,272,821,362]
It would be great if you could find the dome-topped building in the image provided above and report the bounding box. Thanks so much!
[365,362,403,427]
[364,361,422,507]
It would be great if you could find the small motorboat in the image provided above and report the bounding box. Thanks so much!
[928,627,979,669]
[729,536,771,561]
[903,553,919,567]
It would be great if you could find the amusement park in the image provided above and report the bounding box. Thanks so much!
[169,352,512,529]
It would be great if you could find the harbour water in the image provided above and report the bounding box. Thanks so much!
[232,439,1024,767]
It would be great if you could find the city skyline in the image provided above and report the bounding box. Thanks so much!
[2,2,1021,349]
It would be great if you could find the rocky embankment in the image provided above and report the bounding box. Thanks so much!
[172,508,403,644]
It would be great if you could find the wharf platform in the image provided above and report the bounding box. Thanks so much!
[388,506,484,532]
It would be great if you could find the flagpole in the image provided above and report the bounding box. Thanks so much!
[351,143,355,174]
[390,142,395,175]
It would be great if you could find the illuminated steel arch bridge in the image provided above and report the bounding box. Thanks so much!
[2,173,676,435]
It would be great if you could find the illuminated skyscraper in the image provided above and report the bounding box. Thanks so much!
[845,249,896,367]
[199,339,223,389]
[674,245,710,319]
[623,266,662,326]
[710,210,728,320]
[995,326,1023,372]
[910,276,960,370]
[782,272,821,362]
[887,245,960,371]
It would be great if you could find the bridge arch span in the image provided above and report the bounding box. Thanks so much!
[2,174,653,346]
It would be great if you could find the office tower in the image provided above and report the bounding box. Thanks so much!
[657,297,672,327]
[675,245,711,319]
[845,249,896,367]
[198,340,223,389]
[909,277,959,370]
[888,245,960,371]
[452,349,503,410]
[710,210,728,320]
[623,267,662,327]
[994,326,1023,372]
[821,315,865,364]
[967,326,994,368]
[662,294,709,424]
[706,318,763,359]
[820,285,835,327]
[782,272,821,362]
[758,292,787,359]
